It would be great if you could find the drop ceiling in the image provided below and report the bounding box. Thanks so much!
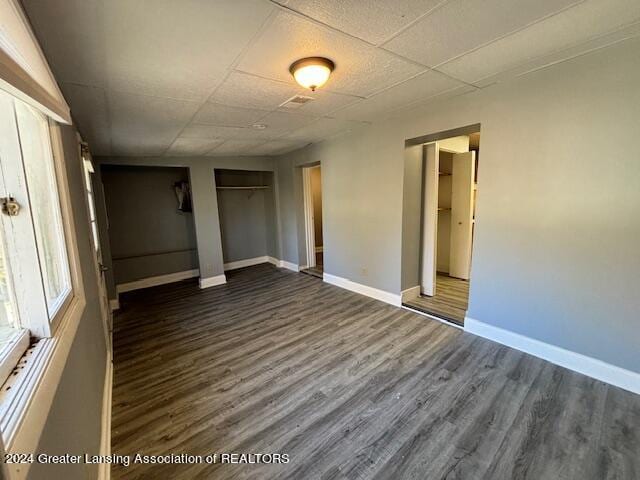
[21,0,640,157]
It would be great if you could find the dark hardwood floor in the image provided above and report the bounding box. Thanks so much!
[111,264,639,479]
[404,274,469,325]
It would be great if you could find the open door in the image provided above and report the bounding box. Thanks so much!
[81,144,113,354]
[302,166,316,269]
[450,151,476,280]
[420,143,439,296]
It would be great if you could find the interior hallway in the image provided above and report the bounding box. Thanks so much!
[111,264,639,479]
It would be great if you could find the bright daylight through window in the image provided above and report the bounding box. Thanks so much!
[0,89,72,385]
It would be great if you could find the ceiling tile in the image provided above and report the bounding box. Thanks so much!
[283,117,368,142]
[181,123,247,139]
[194,103,270,127]
[283,89,362,117]
[61,83,111,155]
[208,139,268,156]
[237,11,425,97]
[211,71,299,110]
[437,0,640,85]
[108,91,200,156]
[165,137,224,156]
[22,0,106,87]
[255,110,319,136]
[213,71,360,116]
[248,139,307,156]
[383,0,581,67]
[104,0,274,101]
[331,70,471,122]
[276,0,444,45]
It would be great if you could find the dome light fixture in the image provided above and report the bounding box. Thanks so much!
[289,57,335,92]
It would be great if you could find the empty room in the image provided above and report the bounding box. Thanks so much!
[0,1,638,479]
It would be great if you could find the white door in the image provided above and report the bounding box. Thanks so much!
[81,148,112,353]
[302,167,316,268]
[420,143,439,296]
[450,151,475,280]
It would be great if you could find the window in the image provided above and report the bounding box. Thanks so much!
[0,88,72,384]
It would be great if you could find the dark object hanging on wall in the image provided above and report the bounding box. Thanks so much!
[174,181,192,212]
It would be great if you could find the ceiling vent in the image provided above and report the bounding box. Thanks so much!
[279,95,315,110]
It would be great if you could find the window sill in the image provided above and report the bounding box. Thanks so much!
[0,329,30,386]
[0,294,85,480]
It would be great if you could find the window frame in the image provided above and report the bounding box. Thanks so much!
[0,108,86,472]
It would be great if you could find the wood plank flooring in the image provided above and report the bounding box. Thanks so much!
[404,274,469,325]
[111,264,639,479]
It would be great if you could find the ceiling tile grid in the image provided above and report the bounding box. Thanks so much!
[21,0,640,157]
[236,10,426,97]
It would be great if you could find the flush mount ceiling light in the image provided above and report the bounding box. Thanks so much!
[289,57,335,91]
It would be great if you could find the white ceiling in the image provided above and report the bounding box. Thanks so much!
[22,0,640,157]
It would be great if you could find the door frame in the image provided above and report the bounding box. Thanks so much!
[420,137,474,296]
[78,138,112,355]
[302,165,317,269]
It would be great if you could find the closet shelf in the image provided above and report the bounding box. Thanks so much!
[216,186,270,190]
[439,172,451,176]
[438,207,451,212]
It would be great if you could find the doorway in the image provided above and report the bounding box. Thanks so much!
[404,132,479,326]
[301,165,323,278]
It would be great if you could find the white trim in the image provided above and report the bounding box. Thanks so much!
[116,269,199,294]
[401,285,421,303]
[401,305,464,330]
[281,261,300,272]
[0,0,71,123]
[0,330,29,386]
[1,296,85,480]
[223,256,269,271]
[465,317,640,395]
[323,273,401,307]
[98,354,112,480]
[199,274,227,289]
[266,257,300,272]
[109,298,119,312]
[302,167,316,269]
[267,256,282,267]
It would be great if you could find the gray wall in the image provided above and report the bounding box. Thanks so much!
[215,170,276,263]
[28,125,108,480]
[275,37,640,373]
[101,165,197,284]
[95,155,275,292]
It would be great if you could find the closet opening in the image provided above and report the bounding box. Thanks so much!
[214,169,277,272]
[403,130,480,326]
[301,165,323,278]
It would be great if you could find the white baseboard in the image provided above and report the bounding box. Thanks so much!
[98,355,113,480]
[465,317,640,395]
[108,298,119,312]
[116,269,200,294]
[199,274,227,289]
[224,256,270,271]
[401,285,421,302]
[267,256,282,267]
[281,260,300,272]
[323,273,401,307]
